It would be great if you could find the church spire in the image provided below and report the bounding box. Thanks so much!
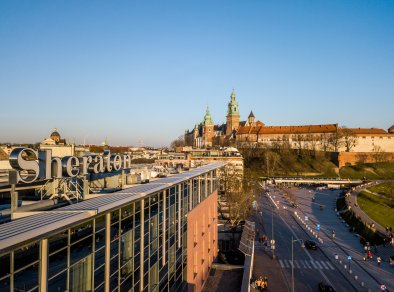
[202,106,214,125]
[227,89,240,116]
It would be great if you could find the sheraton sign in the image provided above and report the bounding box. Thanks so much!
[9,148,132,184]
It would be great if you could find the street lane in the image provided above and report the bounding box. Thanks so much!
[256,189,355,292]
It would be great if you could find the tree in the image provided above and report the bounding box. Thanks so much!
[218,164,254,227]
[170,135,185,149]
[340,127,358,152]
[371,145,389,163]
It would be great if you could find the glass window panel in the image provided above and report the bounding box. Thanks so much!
[95,215,106,233]
[48,230,68,255]
[94,265,105,290]
[48,247,68,279]
[70,254,93,292]
[70,235,93,266]
[120,273,133,291]
[14,242,39,272]
[48,270,67,292]
[70,221,93,245]
[120,231,133,278]
[111,210,119,226]
[95,247,105,271]
[0,253,10,279]
[14,263,39,291]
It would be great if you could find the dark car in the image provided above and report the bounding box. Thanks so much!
[318,282,335,291]
[305,240,317,250]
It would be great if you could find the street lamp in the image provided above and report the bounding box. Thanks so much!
[291,236,305,292]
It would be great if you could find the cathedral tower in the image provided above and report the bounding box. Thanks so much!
[202,106,214,146]
[226,90,240,136]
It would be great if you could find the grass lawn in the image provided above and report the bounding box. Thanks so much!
[367,182,394,200]
[339,162,394,179]
[358,191,394,229]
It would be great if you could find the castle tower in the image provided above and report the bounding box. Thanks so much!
[226,90,240,136]
[202,106,214,146]
[247,110,255,126]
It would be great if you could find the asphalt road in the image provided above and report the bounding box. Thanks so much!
[255,185,394,292]
[255,189,355,292]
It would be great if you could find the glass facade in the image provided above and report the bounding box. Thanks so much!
[0,165,221,292]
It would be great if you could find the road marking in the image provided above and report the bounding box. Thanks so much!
[310,260,318,269]
[320,261,329,270]
[315,261,323,269]
[300,260,307,268]
[294,260,301,269]
[279,259,285,268]
[304,260,312,269]
[284,260,290,268]
[325,261,335,270]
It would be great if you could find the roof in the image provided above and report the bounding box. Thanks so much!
[344,128,387,135]
[248,111,255,118]
[236,124,338,135]
[0,163,225,253]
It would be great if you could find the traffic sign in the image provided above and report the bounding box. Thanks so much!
[316,224,321,231]
[347,256,352,260]
[305,216,308,221]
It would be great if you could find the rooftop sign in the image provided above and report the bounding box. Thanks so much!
[9,148,132,184]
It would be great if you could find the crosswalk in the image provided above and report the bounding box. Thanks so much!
[279,259,335,271]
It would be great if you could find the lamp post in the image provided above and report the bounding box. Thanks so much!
[291,236,304,292]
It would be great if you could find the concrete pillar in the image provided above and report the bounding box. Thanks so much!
[210,171,213,193]
[10,184,18,220]
[39,239,48,292]
[104,213,111,292]
[83,175,89,199]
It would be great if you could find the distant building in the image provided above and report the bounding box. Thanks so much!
[40,128,74,157]
[185,91,394,154]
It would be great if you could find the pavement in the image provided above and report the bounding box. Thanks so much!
[250,210,289,292]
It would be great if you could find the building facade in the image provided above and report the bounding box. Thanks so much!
[0,163,223,292]
[185,91,394,154]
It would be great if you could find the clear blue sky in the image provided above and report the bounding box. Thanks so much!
[0,0,393,147]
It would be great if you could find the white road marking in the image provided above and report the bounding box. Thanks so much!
[284,260,290,268]
[300,260,307,268]
[304,260,312,269]
[294,260,301,268]
[320,261,329,270]
[279,259,285,268]
[315,261,323,269]
[310,260,318,269]
[326,261,335,270]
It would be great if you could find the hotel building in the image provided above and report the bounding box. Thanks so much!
[0,163,223,292]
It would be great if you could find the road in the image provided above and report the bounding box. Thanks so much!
[254,184,393,292]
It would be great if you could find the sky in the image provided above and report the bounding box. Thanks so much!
[0,0,393,147]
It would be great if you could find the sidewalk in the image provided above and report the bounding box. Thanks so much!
[251,241,289,292]
[250,212,289,292]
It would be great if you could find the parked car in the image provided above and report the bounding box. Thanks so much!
[305,240,317,250]
[318,282,335,291]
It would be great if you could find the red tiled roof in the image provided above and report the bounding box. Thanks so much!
[344,128,387,134]
[237,124,338,135]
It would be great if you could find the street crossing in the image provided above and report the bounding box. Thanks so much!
[278,259,335,271]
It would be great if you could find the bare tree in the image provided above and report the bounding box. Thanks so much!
[219,164,253,227]
[170,135,185,149]
[340,127,358,152]
[371,145,389,163]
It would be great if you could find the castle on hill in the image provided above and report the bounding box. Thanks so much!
[184,90,394,154]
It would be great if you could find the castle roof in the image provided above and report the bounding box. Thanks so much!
[344,128,387,135]
[248,111,255,118]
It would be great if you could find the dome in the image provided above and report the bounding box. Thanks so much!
[50,128,60,138]
[388,125,394,134]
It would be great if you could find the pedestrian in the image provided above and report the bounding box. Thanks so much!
[377,256,382,266]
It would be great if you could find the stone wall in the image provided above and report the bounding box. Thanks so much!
[338,152,394,168]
